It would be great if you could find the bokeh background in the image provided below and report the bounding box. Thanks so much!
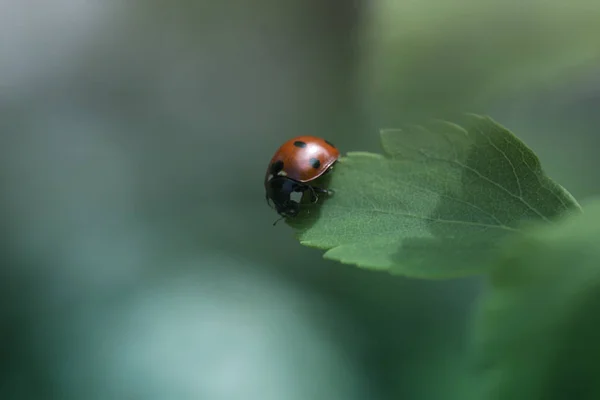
[1,1,599,399]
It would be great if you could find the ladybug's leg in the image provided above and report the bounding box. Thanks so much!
[290,184,318,204]
[265,192,274,208]
[311,186,333,199]
[305,185,333,203]
[292,182,332,204]
[306,185,319,204]
[311,186,330,194]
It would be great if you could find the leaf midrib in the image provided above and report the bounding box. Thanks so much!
[321,203,520,232]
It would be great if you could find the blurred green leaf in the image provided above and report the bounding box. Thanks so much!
[289,114,580,278]
[472,200,600,400]
[361,0,600,120]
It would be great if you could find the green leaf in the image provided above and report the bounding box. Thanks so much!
[472,199,600,400]
[288,114,581,278]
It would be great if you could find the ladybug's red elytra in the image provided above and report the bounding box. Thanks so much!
[265,135,339,222]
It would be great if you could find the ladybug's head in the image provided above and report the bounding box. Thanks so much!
[265,176,302,220]
[274,199,300,218]
[270,200,300,226]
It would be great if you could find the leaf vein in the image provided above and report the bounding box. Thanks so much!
[477,125,523,198]
[321,204,519,232]
[420,151,551,223]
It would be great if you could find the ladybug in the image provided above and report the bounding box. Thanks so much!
[265,135,339,222]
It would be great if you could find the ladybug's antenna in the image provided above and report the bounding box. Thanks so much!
[272,216,285,226]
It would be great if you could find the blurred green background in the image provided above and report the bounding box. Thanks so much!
[1,1,599,399]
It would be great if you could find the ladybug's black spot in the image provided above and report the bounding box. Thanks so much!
[270,160,284,175]
[293,141,307,148]
[309,158,321,169]
[325,139,336,148]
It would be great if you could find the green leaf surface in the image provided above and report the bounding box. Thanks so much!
[288,114,581,278]
[472,199,600,400]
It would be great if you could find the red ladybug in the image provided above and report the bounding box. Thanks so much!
[265,135,339,221]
